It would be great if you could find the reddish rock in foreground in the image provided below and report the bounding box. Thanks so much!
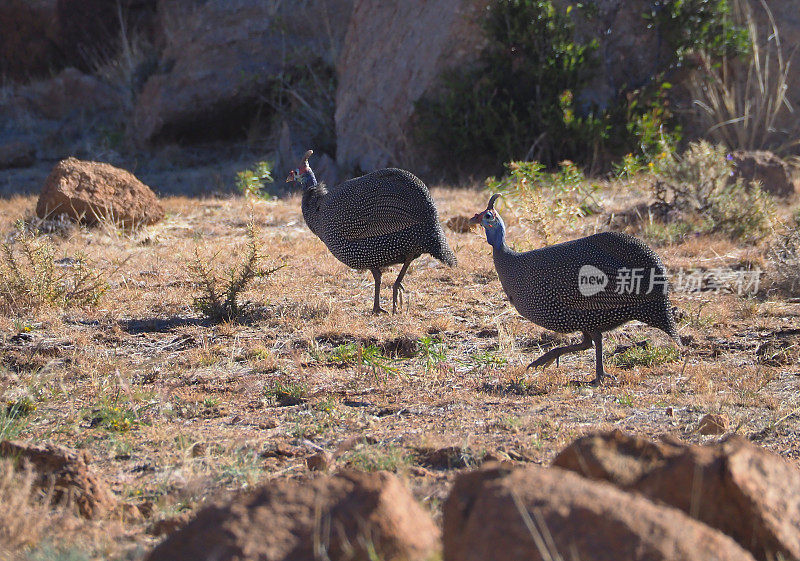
[444,463,755,561]
[553,430,800,561]
[0,440,117,519]
[147,470,439,561]
[36,157,164,227]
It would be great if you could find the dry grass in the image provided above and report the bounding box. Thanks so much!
[0,184,798,559]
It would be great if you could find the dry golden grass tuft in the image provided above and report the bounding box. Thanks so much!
[0,183,798,558]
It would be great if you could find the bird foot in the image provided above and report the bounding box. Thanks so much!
[568,373,617,387]
[392,283,407,314]
[372,306,389,315]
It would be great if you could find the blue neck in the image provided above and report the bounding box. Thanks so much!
[299,168,317,189]
[485,216,506,249]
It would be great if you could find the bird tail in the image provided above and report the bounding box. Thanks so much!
[436,245,457,267]
[431,233,457,267]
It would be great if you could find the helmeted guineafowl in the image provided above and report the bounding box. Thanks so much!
[470,194,680,384]
[286,150,457,314]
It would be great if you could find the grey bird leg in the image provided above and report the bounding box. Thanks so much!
[392,257,413,314]
[590,332,605,385]
[370,269,387,314]
[527,333,593,370]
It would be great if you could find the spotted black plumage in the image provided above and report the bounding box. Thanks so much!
[471,194,680,384]
[286,150,456,314]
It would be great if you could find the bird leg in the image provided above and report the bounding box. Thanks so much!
[392,257,413,314]
[527,333,593,370]
[590,332,607,385]
[370,269,387,314]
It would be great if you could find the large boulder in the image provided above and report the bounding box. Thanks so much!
[444,464,755,561]
[553,430,800,561]
[730,150,798,198]
[146,470,440,561]
[334,0,489,172]
[0,440,117,519]
[36,157,164,227]
[130,0,352,146]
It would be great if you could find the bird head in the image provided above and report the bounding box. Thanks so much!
[285,149,316,188]
[469,193,502,229]
[470,194,505,247]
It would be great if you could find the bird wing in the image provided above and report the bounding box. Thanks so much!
[542,232,669,311]
[323,169,435,241]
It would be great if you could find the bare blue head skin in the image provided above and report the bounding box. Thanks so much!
[470,194,506,248]
[285,149,317,189]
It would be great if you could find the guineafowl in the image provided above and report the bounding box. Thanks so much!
[286,150,456,314]
[470,194,680,384]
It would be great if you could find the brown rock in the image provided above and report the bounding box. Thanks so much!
[0,141,35,169]
[444,464,755,561]
[36,157,164,227]
[446,216,475,234]
[551,428,683,486]
[730,150,796,198]
[306,450,333,472]
[335,1,489,171]
[0,440,116,519]
[697,413,729,435]
[146,470,439,561]
[554,430,800,561]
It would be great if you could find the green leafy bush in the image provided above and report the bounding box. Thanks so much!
[415,0,747,173]
[236,161,274,199]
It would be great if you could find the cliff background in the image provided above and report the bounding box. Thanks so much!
[1,0,799,195]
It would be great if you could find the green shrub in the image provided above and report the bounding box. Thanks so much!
[190,225,284,322]
[0,224,107,315]
[236,161,274,200]
[485,159,600,243]
[415,0,747,173]
[652,141,776,241]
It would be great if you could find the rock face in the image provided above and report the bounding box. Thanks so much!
[0,141,36,170]
[444,464,755,561]
[553,430,800,561]
[730,150,798,198]
[0,440,116,519]
[37,157,164,227]
[334,0,489,172]
[146,470,440,561]
[0,0,60,82]
[130,0,352,146]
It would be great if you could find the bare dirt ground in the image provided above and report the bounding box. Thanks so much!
[1,185,799,559]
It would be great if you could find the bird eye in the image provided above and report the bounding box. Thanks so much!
[485,212,494,220]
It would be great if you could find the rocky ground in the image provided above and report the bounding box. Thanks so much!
[1,179,799,559]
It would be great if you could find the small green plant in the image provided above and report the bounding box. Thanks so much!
[264,380,307,406]
[615,393,636,407]
[340,444,411,472]
[652,141,776,241]
[461,351,508,374]
[609,343,680,369]
[190,224,284,321]
[418,336,447,373]
[327,343,398,376]
[5,396,36,419]
[0,224,107,315]
[236,161,275,199]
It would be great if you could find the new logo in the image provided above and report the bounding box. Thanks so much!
[578,265,608,296]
